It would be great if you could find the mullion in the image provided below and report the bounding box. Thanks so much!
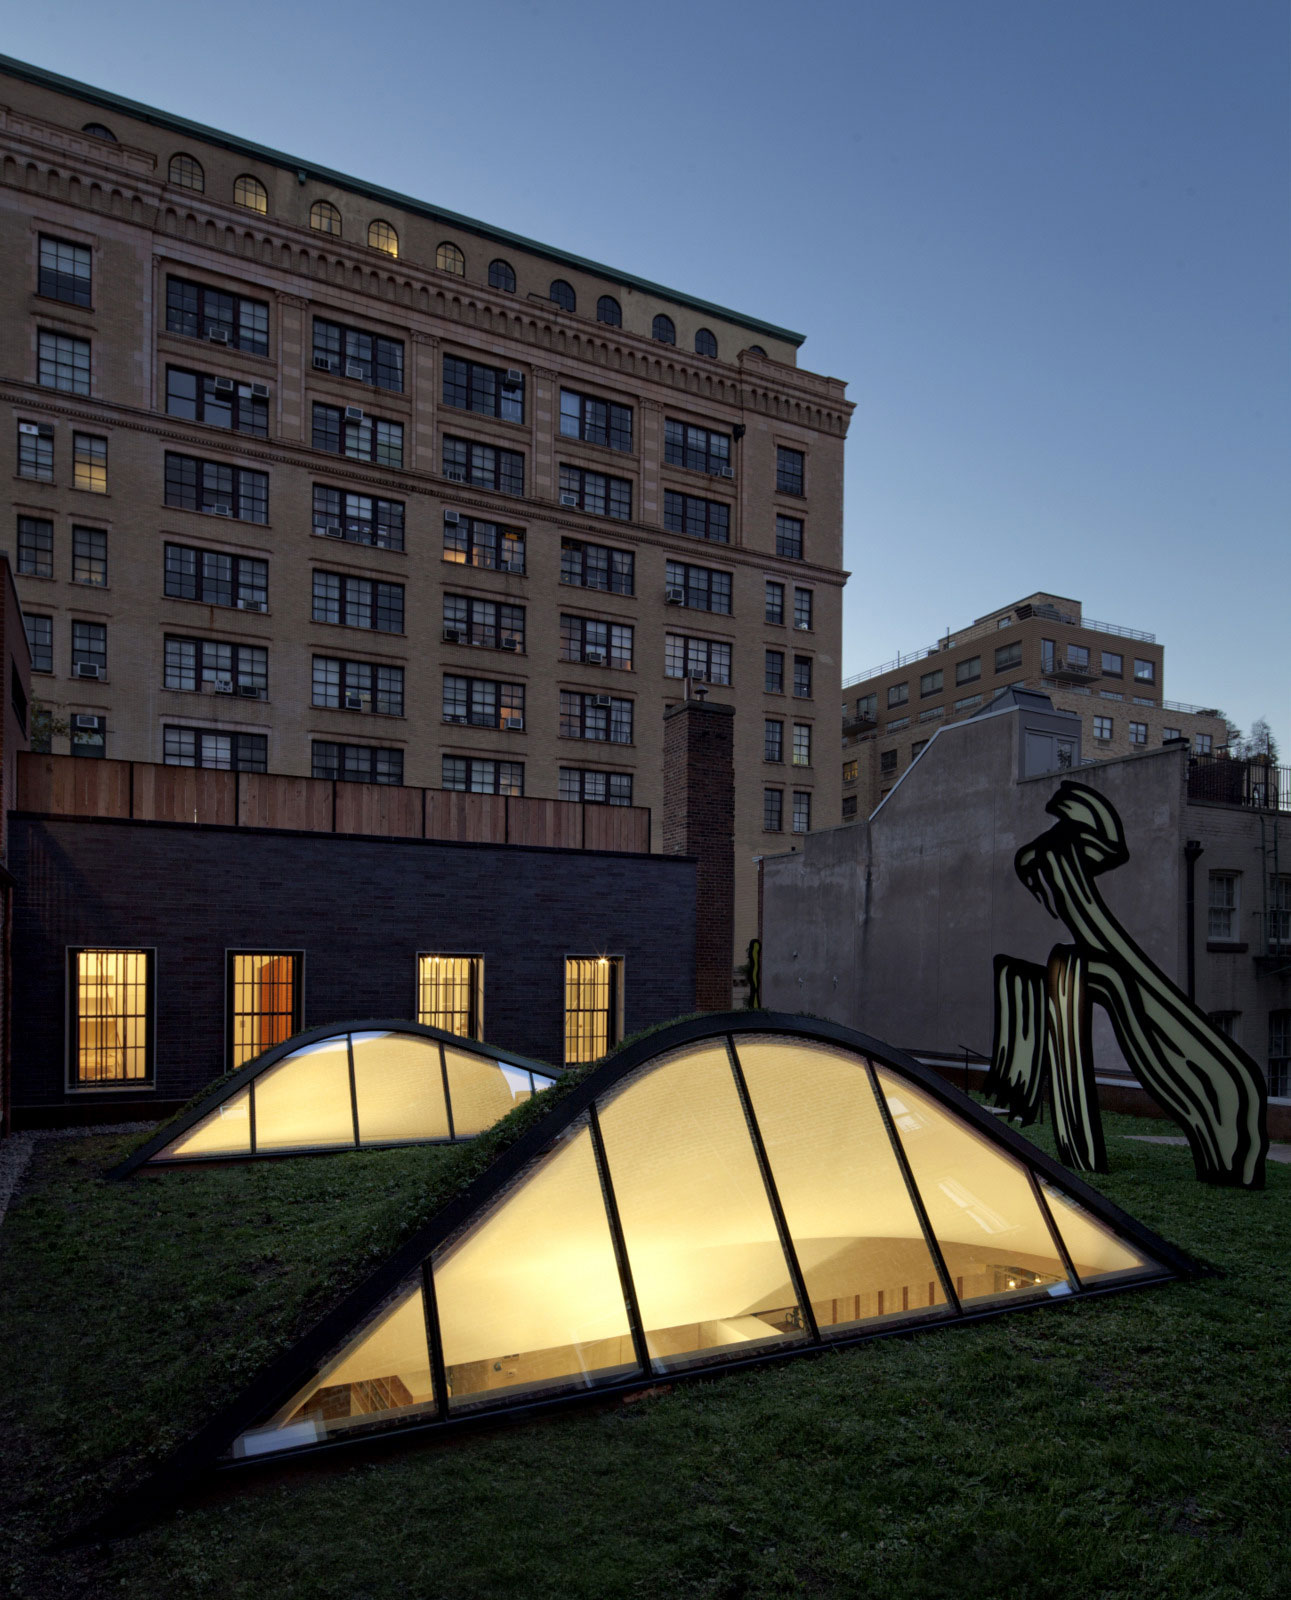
[725,1036,820,1345]
[346,1032,361,1149]
[439,1041,456,1140]
[1028,1169,1084,1292]
[588,1102,651,1379]
[420,1257,451,1419]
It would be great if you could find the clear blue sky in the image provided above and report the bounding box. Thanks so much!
[6,0,1288,744]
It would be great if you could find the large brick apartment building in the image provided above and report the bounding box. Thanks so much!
[842,592,1227,819]
[0,54,851,983]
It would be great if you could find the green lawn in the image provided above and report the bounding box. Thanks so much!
[2,1107,1289,1600]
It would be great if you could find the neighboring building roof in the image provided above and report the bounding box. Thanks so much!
[0,52,806,347]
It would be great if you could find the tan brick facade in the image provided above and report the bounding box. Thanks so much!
[0,65,851,986]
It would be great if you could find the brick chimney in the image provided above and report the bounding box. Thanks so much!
[663,693,735,1011]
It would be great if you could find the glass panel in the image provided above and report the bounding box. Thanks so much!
[737,1038,950,1333]
[874,1069,1074,1307]
[253,1036,354,1151]
[1038,1179,1158,1286]
[596,1043,807,1373]
[230,954,296,1069]
[351,1032,450,1145]
[434,1117,635,1410]
[234,1276,433,1456]
[444,1046,535,1137]
[160,1086,251,1160]
[76,950,149,1083]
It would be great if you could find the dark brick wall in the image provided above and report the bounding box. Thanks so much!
[663,698,735,1011]
[9,817,696,1116]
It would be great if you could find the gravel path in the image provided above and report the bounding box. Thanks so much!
[0,1123,157,1230]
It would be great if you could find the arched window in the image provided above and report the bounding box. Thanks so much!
[310,201,342,236]
[747,345,768,358]
[168,153,204,192]
[82,122,116,141]
[488,259,516,293]
[435,241,465,276]
[370,220,399,257]
[596,295,622,327]
[549,279,576,313]
[695,328,718,358]
[233,175,268,214]
[652,314,676,345]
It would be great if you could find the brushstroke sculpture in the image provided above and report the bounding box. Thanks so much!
[987,781,1268,1188]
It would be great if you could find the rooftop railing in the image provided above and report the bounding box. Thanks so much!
[1187,754,1288,813]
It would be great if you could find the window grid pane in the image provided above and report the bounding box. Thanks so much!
[564,958,619,1065]
[418,956,482,1039]
[230,954,298,1069]
[74,949,149,1084]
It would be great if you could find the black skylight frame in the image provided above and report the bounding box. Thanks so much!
[81,1011,1203,1541]
[107,1019,559,1179]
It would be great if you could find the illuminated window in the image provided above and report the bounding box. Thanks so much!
[70,948,152,1085]
[418,955,483,1040]
[229,953,301,1070]
[843,759,858,782]
[233,175,268,213]
[310,200,342,235]
[169,153,204,191]
[435,240,464,274]
[564,958,622,1065]
[370,220,399,257]
[73,433,107,492]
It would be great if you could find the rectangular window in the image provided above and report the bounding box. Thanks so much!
[559,388,631,451]
[164,453,268,523]
[1268,877,1291,951]
[1208,1011,1240,1041]
[164,544,268,609]
[955,657,981,686]
[163,726,267,771]
[1093,715,1113,740]
[166,368,269,436]
[18,421,54,481]
[38,331,91,394]
[164,636,267,697]
[793,656,813,699]
[1134,658,1156,684]
[664,635,731,685]
[560,538,633,595]
[764,720,783,763]
[443,513,524,572]
[312,404,403,468]
[558,767,633,807]
[71,713,105,759]
[228,952,300,1070]
[559,691,633,744]
[663,490,730,544]
[888,683,909,708]
[880,750,898,776]
[72,526,107,587]
[313,656,404,716]
[1196,733,1213,755]
[1067,644,1090,669]
[792,791,812,833]
[443,356,523,421]
[1269,1011,1291,1098]
[70,949,151,1085]
[920,668,943,697]
[311,485,404,552]
[418,954,483,1040]
[18,516,53,578]
[792,723,812,766]
[995,642,1023,672]
[443,674,526,731]
[39,235,92,305]
[855,692,877,721]
[443,594,526,652]
[763,788,783,832]
[776,446,804,496]
[311,741,404,784]
[559,464,632,521]
[312,571,404,633]
[665,560,731,614]
[886,716,909,732]
[775,515,804,560]
[564,957,621,1065]
[765,581,785,626]
[26,614,53,674]
[919,705,945,724]
[441,756,524,797]
[1040,638,1056,673]
[73,432,108,493]
[560,615,633,670]
[314,318,404,391]
[1129,721,1148,746]
[664,418,731,475]
[1101,651,1123,677]
[842,758,858,782]
[1163,727,1182,743]
[765,649,784,694]
[793,588,813,631]
[443,435,524,495]
[1208,872,1239,941]
[72,620,106,673]
[842,794,858,819]
[911,739,929,759]
[166,276,269,355]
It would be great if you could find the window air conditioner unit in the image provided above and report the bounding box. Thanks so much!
[344,691,369,710]
[502,714,524,730]
[505,368,524,384]
[214,376,235,393]
[322,522,343,537]
[583,649,606,665]
[665,586,686,604]
[73,714,100,729]
[443,712,468,724]
[592,694,614,709]
[345,361,366,379]
[211,503,232,516]
[211,677,234,694]
[18,422,39,436]
[500,559,523,573]
[344,406,365,421]
[443,627,464,644]
[444,468,467,482]
[795,621,811,631]
[719,465,734,478]
[690,670,709,683]
[313,354,335,371]
[443,511,461,525]
[207,328,230,343]
[250,382,270,399]
[501,638,519,651]
[237,684,260,698]
[237,598,267,612]
[74,663,101,679]
[559,493,580,507]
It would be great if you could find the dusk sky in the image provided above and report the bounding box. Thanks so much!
[6,0,1287,745]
